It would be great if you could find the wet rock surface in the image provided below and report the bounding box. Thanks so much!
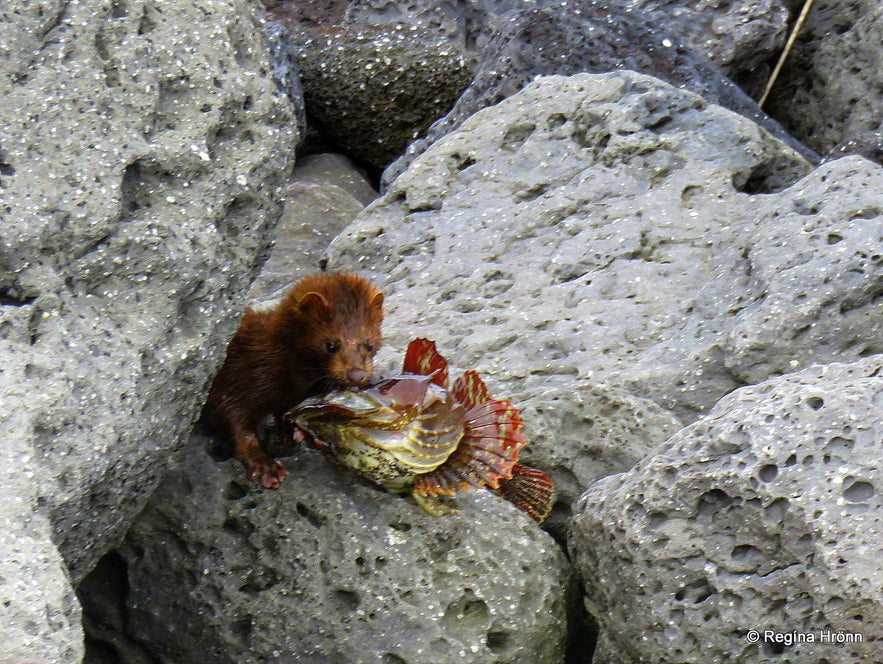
[112,438,572,664]
[569,356,883,662]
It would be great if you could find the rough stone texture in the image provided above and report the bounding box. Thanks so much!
[630,0,789,75]
[345,0,789,77]
[264,19,308,145]
[764,0,883,155]
[382,3,815,188]
[247,153,377,301]
[331,72,882,428]
[284,22,473,170]
[0,433,83,663]
[0,0,296,656]
[518,383,683,543]
[569,356,883,663]
[344,0,522,54]
[825,130,883,167]
[103,437,571,663]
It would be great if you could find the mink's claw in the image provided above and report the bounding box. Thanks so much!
[247,458,288,489]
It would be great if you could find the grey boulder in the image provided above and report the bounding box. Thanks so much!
[330,70,879,423]
[569,355,883,663]
[115,438,573,663]
[0,0,296,658]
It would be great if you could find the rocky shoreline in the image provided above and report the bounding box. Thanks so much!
[1,0,880,662]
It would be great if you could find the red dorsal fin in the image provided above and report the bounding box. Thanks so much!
[493,463,555,524]
[451,370,491,410]
[403,338,448,388]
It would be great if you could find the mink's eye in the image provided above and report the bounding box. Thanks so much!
[363,340,378,354]
[325,339,341,354]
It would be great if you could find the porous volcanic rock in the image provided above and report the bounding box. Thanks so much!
[517,383,683,543]
[0,0,296,657]
[0,443,82,663]
[345,0,790,77]
[763,0,883,155]
[569,356,883,663]
[327,71,882,515]
[629,0,789,75]
[382,3,814,187]
[331,71,882,414]
[288,23,473,169]
[111,438,572,663]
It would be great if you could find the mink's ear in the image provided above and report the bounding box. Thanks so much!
[369,291,384,314]
[297,291,330,315]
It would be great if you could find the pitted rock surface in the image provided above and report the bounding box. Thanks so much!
[345,0,789,76]
[287,23,473,169]
[0,0,295,657]
[331,72,880,424]
[114,439,571,664]
[382,3,815,188]
[517,383,683,542]
[569,356,883,663]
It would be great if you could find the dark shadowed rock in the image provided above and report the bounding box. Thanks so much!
[286,23,473,169]
[382,2,816,187]
[763,0,883,155]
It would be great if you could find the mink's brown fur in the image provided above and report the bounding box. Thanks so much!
[203,273,384,488]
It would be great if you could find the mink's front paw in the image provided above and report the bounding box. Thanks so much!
[247,455,289,489]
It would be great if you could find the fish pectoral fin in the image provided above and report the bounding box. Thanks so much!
[412,491,459,517]
[492,463,555,524]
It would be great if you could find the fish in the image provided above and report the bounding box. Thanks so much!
[285,338,555,523]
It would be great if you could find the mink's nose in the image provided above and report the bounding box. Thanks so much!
[347,369,368,385]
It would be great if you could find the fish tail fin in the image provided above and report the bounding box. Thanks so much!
[403,338,449,387]
[493,463,555,524]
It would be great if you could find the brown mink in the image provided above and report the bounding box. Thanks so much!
[204,273,384,488]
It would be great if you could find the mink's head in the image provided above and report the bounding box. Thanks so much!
[282,273,384,387]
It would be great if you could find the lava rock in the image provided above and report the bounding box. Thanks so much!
[518,383,683,543]
[629,0,790,75]
[569,356,883,663]
[345,0,790,77]
[0,0,296,656]
[382,2,815,187]
[264,19,308,145]
[326,71,881,513]
[288,23,473,170]
[763,0,883,155]
[109,437,572,663]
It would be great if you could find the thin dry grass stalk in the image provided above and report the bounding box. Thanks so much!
[759,0,816,108]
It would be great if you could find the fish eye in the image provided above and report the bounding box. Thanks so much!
[325,339,341,354]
